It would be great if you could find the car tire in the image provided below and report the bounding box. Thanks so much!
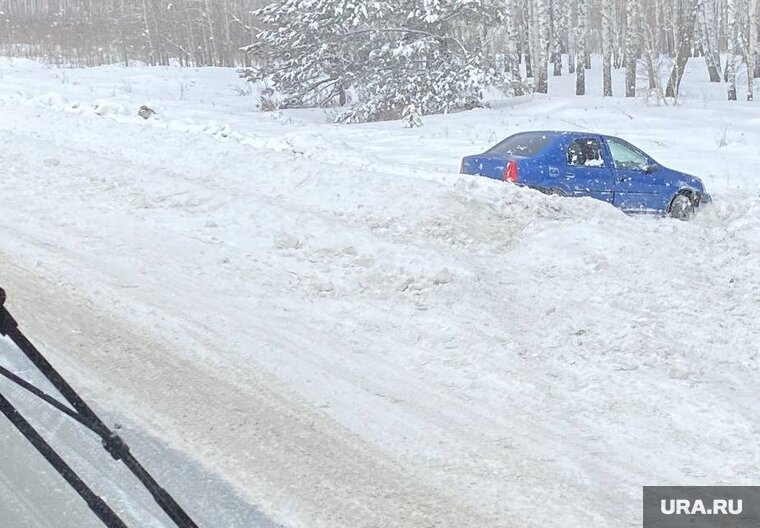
[668,193,695,220]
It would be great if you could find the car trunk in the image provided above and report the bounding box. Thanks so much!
[461,155,511,181]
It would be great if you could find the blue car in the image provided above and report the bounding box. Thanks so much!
[460,131,711,219]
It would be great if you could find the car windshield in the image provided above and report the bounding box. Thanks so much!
[607,138,650,170]
[486,132,552,157]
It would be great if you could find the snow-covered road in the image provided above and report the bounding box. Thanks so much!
[2,58,760,528]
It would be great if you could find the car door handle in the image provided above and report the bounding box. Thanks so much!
[617,176,631,182]
[565,173,575,179]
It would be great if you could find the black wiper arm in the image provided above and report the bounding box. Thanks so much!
[0,287,200,528]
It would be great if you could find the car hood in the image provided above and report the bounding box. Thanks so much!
[669,169,706,192]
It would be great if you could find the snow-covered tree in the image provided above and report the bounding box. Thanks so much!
[242,0,506,123]
[5,0,760,105]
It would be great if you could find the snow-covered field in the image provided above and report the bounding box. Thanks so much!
[1,56,760,528]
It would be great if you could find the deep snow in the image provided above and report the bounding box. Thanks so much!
[1,55,760,528]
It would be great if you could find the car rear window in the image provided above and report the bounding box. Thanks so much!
[486,132,553,157]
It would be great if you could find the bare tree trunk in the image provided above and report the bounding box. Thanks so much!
[551,0,563,76]
[568,0,577,73]
[141,0,156,65]
[697,0,722,81]
[223,0,232,66]
[602,0,614,95]
[205,0,218,66]
[614,2,625,67]
[642,24,667,101]
[506,0,525,95]
[576,0,587,95]
[656,0,666,53]
[536,0,551,92]
[666,0,697,97]
[748,0,758,99]
[522,0,534,78]
[727,0,738,100]
[625,0,640,97]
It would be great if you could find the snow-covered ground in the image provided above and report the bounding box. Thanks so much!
[1,55,760,528]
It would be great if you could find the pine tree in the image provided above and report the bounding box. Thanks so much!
[242,0,507,123]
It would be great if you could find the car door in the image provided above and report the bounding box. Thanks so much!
[604,137,664,211]
[562,136,614,202]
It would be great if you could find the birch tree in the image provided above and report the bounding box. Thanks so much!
[4,0,760,108]
[625,0,640,97]
[522,0,535,78]
[697,0,722,81]
[748,0,758,100]
[665,0,697,97]
[506,0,526,95]
[535,0,551,92]
[568,0,577,73]
[576,0,588,94]
[602,0,614,95]
[727,0,739,100]
[551,0,564,75]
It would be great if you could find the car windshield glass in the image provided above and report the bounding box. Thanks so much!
[608,138,649,169]
[486,133,552,157]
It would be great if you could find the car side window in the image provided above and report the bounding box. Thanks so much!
[566,138,605,168]
[607,139,649,170]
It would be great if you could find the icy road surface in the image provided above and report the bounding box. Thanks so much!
[1,56,760,527]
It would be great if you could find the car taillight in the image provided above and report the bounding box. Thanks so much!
[503,160,518,183]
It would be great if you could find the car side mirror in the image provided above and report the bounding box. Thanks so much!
[643,163,659,174]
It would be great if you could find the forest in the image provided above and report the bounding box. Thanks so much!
[0,0,758,121]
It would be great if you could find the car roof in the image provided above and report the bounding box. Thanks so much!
[515,130,624,141]
[514,130,603,137]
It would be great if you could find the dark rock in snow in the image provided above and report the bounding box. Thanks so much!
[138,105,156,119]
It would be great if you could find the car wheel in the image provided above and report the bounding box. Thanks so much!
[668,193,695,220]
